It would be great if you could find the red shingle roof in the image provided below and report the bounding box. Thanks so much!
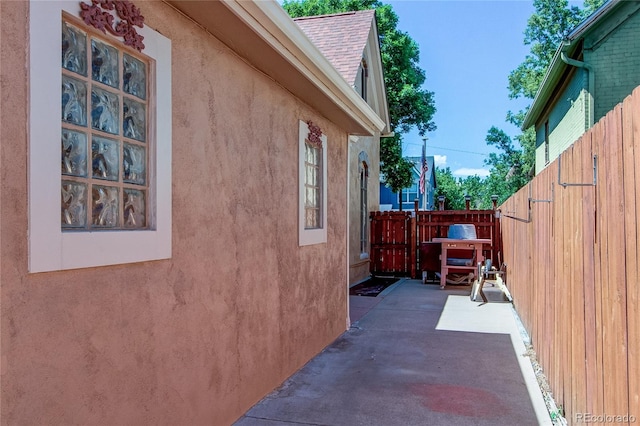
[294,10,375,85]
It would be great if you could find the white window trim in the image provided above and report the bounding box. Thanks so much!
[298,120,327,246]
[29,0,172,272]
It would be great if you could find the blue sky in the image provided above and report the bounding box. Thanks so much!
[386,0,536,177]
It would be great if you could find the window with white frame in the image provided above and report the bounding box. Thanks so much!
[399,181,419,204]
[29,0,172,272]
[298,120,327,246]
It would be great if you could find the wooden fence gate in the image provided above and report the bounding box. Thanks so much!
[370,211,413,277]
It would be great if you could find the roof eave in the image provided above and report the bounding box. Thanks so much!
[522,44,568,130]
[166,0,385,136]
[567,0,621,40]
[369,14,391,133]
[522,0,622,130]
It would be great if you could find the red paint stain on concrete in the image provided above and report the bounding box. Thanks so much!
[411,383,508,417]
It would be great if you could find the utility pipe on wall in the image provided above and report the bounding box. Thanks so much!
[560,45,595,129]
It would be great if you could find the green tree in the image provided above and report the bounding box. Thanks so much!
[508,0,585,100]
[506,110,536,179]
[502,0,588,182]
[582,0,606,15]
[434,172,498,210]
[460,175,486,209]
[486,0,605,197]
[283,0,436,196]
[377,132,414,210]
[434,167,465,210]
[383,152,414,211]
[482,127,529,205]
[508,0,603,101]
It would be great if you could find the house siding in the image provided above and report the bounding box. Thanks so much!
[1,2,349,425]
[585,5,640,122]
[535,69,589,174]
[379,157,436,211]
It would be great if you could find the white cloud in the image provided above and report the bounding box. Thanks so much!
[453,168,490,178]
[433,155,447,167]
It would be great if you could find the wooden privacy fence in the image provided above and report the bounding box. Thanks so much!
[415,209,501,258]
[370,204,501,278]
[500,87,640,423]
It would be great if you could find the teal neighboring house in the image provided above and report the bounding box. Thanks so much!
[523,0,640,175]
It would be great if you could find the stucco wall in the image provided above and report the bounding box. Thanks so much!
[1,2,348,424]
[348,136,380,285]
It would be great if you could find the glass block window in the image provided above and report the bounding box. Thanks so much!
[30,0,171,272]
[304,141,322,229]
[61,17,150,230]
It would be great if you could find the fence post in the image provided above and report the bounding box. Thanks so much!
[465,195,471,210]
[491,194,498,210]
[490,195,500,263]
[413,200,420,279]
[438,196,445,211]
[409,211,417,279]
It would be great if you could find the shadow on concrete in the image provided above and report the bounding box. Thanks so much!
[234,280,551,426]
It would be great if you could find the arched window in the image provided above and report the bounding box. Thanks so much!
[359,152,369,255]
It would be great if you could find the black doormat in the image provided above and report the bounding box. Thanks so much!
[349,276,399,297]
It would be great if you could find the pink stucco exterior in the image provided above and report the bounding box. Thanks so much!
[1,2,352,424]
[348,135,381,285]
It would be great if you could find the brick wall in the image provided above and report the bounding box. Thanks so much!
[586,6,640,121]
[535,3,640,175]
[535,69,589,174]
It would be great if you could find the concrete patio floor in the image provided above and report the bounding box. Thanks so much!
[234,279,552,426]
